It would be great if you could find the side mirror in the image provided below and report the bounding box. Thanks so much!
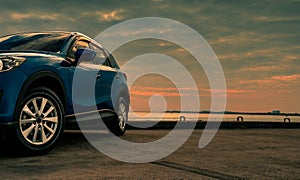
[75,48,96,63]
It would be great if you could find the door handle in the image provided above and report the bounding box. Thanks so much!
[116,75,120,79]
[95,74,101,79]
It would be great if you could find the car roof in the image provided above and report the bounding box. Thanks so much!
[0,31,91,40]
[0,31,106,54]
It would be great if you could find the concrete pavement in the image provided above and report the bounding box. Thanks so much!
[0,129,299,179]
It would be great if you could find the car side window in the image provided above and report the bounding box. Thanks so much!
[107,52,119,69]
[67,40,89,60]
[89,43,112,67]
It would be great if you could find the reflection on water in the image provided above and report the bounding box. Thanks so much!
[129,112,300,122]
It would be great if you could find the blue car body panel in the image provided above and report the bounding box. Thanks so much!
[0,67,28,123]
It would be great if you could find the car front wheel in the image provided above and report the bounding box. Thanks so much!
[14,87,65,155]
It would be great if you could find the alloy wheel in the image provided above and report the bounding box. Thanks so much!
[19,97,58,145]
[118,100,127,130]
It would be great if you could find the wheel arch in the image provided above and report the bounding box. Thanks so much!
[14,71,67,121]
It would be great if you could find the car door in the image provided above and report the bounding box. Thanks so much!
[89,43,117,110]
[68,39,103,113]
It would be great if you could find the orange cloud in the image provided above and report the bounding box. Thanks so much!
[11,13,60,21]
[272,74,300,81]
[283,55,298,61]
[227,89,253,94]
[201,88,252,94]
[240,65,281,72]
[239,79,273,85]
[255,16,300,22]
[130,86,250,98]
[210,32,268,46]
[158,42,167,47]
[132,87,197,91]
[130,90,180,97]
[95,9,125,21]
[130,86,198,97]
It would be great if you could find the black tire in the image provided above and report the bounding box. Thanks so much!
[106,97,128,136]
[12,87,65,155]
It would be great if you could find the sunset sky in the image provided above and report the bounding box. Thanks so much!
[1,0,299,113]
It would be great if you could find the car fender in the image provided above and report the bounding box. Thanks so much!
[13,70,67,122]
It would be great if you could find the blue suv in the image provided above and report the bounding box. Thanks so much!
[0,32,130,154]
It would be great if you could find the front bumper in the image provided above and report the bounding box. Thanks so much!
[0,67,28,126]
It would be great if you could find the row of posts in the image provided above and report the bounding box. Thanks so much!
[178,115,292,123]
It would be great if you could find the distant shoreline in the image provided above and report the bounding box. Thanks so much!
[130,111,300,116]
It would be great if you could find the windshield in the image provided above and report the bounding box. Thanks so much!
[0,32,70,53]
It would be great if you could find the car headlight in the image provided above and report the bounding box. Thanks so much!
[0,56,26,72]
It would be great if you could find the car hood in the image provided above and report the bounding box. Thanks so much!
[0,50,64,61]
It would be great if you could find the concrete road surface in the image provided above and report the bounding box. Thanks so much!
[0,129,299,179]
